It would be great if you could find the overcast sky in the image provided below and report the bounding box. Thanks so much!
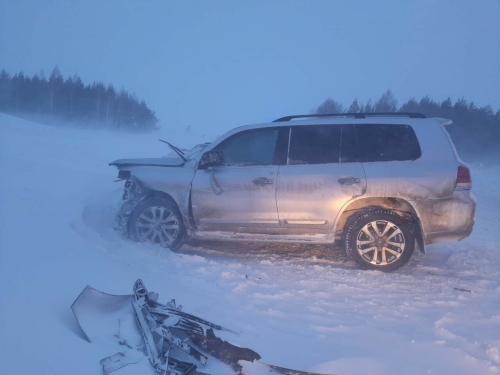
[1,0,499,137]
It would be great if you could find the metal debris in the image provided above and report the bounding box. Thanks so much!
[72,279,332,375]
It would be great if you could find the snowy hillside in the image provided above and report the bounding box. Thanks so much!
[0,113,499,375]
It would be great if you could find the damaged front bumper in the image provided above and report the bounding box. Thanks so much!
[115,177,147,235]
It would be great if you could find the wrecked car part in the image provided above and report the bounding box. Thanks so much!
[100,350,144,373]
[115,170,131,182]
[133,279,237,335]
[72,279,332,375]
[71,285,135,344]
[113,176,147,234]
[131,279,237,374]
[261,363,333,375]
[188,328,261,374]
[132,297,209,366]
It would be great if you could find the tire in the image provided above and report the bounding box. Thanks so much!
[344,209,414,272]
[128,196,186,251]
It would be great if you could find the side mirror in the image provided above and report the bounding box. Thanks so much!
[198,150,224,169]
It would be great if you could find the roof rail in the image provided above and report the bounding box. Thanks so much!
[272,112,427,122]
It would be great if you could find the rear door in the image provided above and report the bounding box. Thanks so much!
[276,124,366,230]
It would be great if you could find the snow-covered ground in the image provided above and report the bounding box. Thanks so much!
[0,113,499,375]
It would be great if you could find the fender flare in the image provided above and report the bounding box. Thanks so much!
[334,197,426,254]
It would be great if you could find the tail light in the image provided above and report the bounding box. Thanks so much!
[455,166,472,190]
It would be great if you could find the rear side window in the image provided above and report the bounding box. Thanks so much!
[340,124,359,163]
[355,124,421,162]
[288,125,341,164]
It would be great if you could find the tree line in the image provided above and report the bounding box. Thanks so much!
[1,68,498,158]
[315,90,500,160]
[0,67,159,132]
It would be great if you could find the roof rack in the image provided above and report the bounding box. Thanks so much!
[272,112,426,122]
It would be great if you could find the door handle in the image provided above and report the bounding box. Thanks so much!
[252,177,274,186]
[338,177,361,185]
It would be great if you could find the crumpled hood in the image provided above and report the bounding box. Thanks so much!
[109,157,185,168]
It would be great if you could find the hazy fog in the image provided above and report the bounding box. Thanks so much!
[1,0,499,138]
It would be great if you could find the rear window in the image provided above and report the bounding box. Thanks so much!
[355,124,421,162]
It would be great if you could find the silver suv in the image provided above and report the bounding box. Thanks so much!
[110,113,476,271]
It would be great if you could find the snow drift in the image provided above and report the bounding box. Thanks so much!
[0,113,499,375]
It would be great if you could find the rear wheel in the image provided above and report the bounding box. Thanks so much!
[128,196,186,251]
[344,209,414,272]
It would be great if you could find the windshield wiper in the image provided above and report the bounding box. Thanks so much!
[159,139,188,163]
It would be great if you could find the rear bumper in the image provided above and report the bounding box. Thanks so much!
[412,191,477,245]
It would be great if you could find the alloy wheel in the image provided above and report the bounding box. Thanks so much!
[135,206,180,247]
[356,220,405,266]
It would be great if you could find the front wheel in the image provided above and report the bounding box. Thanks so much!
[344,209,414,272]
[128,196,186,251]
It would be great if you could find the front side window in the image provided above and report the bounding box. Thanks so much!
[288,125,341,165]
[214,127,280,166]
[355,124,421,162]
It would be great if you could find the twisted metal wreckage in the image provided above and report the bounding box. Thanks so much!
[72,279,331,375]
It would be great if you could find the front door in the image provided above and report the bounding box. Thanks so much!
[191,127,288,230]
